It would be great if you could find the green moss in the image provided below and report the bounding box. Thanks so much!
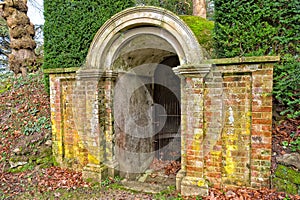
[272,177,299,195]
[7,163,35,173]
[180,15,214,55]
[52,156,60,166]
[8,145,54,173]
[40,147,52,157]
[275,165,300,185]
[36,155,51,165]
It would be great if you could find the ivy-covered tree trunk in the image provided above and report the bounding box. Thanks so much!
[0,0,36,76]
[193,0,206,18]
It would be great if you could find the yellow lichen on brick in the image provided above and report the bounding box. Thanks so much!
[245,111,252,135]
[210,150,221,157]
[88,154,100,165]
[192,133,203,152]
[77,141,86,161]
[50,115,57,135]
[197,179,206,187]
[224,132,238,176]
[50,117,64,157]
[194,128,203,139]
[56,142,63,156]
[224,156,235,175]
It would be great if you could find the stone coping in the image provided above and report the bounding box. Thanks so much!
[203,55,280,65]
[43,56,280,74]
[43,67,80,74]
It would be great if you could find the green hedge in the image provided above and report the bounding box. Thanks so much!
[43,0,134,70]
[43,1,194,91]
[214,0,300,118]
[135,0,192,15]
[43,0,193,71]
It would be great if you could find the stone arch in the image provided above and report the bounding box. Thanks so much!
[47,5,278,196]
[83,6,204,71]
[74,6,208,181]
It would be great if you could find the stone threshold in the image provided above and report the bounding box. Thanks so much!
[120,169,177,194]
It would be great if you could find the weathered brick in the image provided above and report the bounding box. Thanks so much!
[49,55,276,195]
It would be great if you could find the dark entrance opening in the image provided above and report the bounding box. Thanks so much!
[153,56,181,161]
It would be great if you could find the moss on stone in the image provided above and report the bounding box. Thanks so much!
[179,16,214,55]
[43,67,80,74]
[203,56,280,65]
[275,164,300,185]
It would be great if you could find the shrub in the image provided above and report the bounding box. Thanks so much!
[43,0,195,92]
[43,0,134,71]
[43,0,194,71]
[214,0,300,118]
[136,0,192,15]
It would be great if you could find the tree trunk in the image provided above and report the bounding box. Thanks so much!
[193,0,206,18]
[0,0,37,76]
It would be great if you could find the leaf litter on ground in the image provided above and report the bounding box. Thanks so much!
[0,71,299,199]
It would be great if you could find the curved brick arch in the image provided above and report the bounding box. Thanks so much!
[83,6,204,71]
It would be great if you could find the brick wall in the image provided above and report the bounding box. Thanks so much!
[174,57,277,195]
[46,56,278,196]
[49,71,88,169]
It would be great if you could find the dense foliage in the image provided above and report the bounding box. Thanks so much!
[43,0,133,70]
[43,0,194,71]
[136,0,192,15]
[0,17,10,72]
[43,0,198,92]
[214,0,300,118]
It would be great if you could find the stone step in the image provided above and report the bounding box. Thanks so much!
[120,180,170,194]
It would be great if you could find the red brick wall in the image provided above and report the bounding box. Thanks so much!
[48,58,276,193]
[181,63,274,189]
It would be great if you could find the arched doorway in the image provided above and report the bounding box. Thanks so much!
[153,56,181,161]
[113,54,181,181]
[74,6,205,182]
[111,37,182,178]
[47,6,276,195]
